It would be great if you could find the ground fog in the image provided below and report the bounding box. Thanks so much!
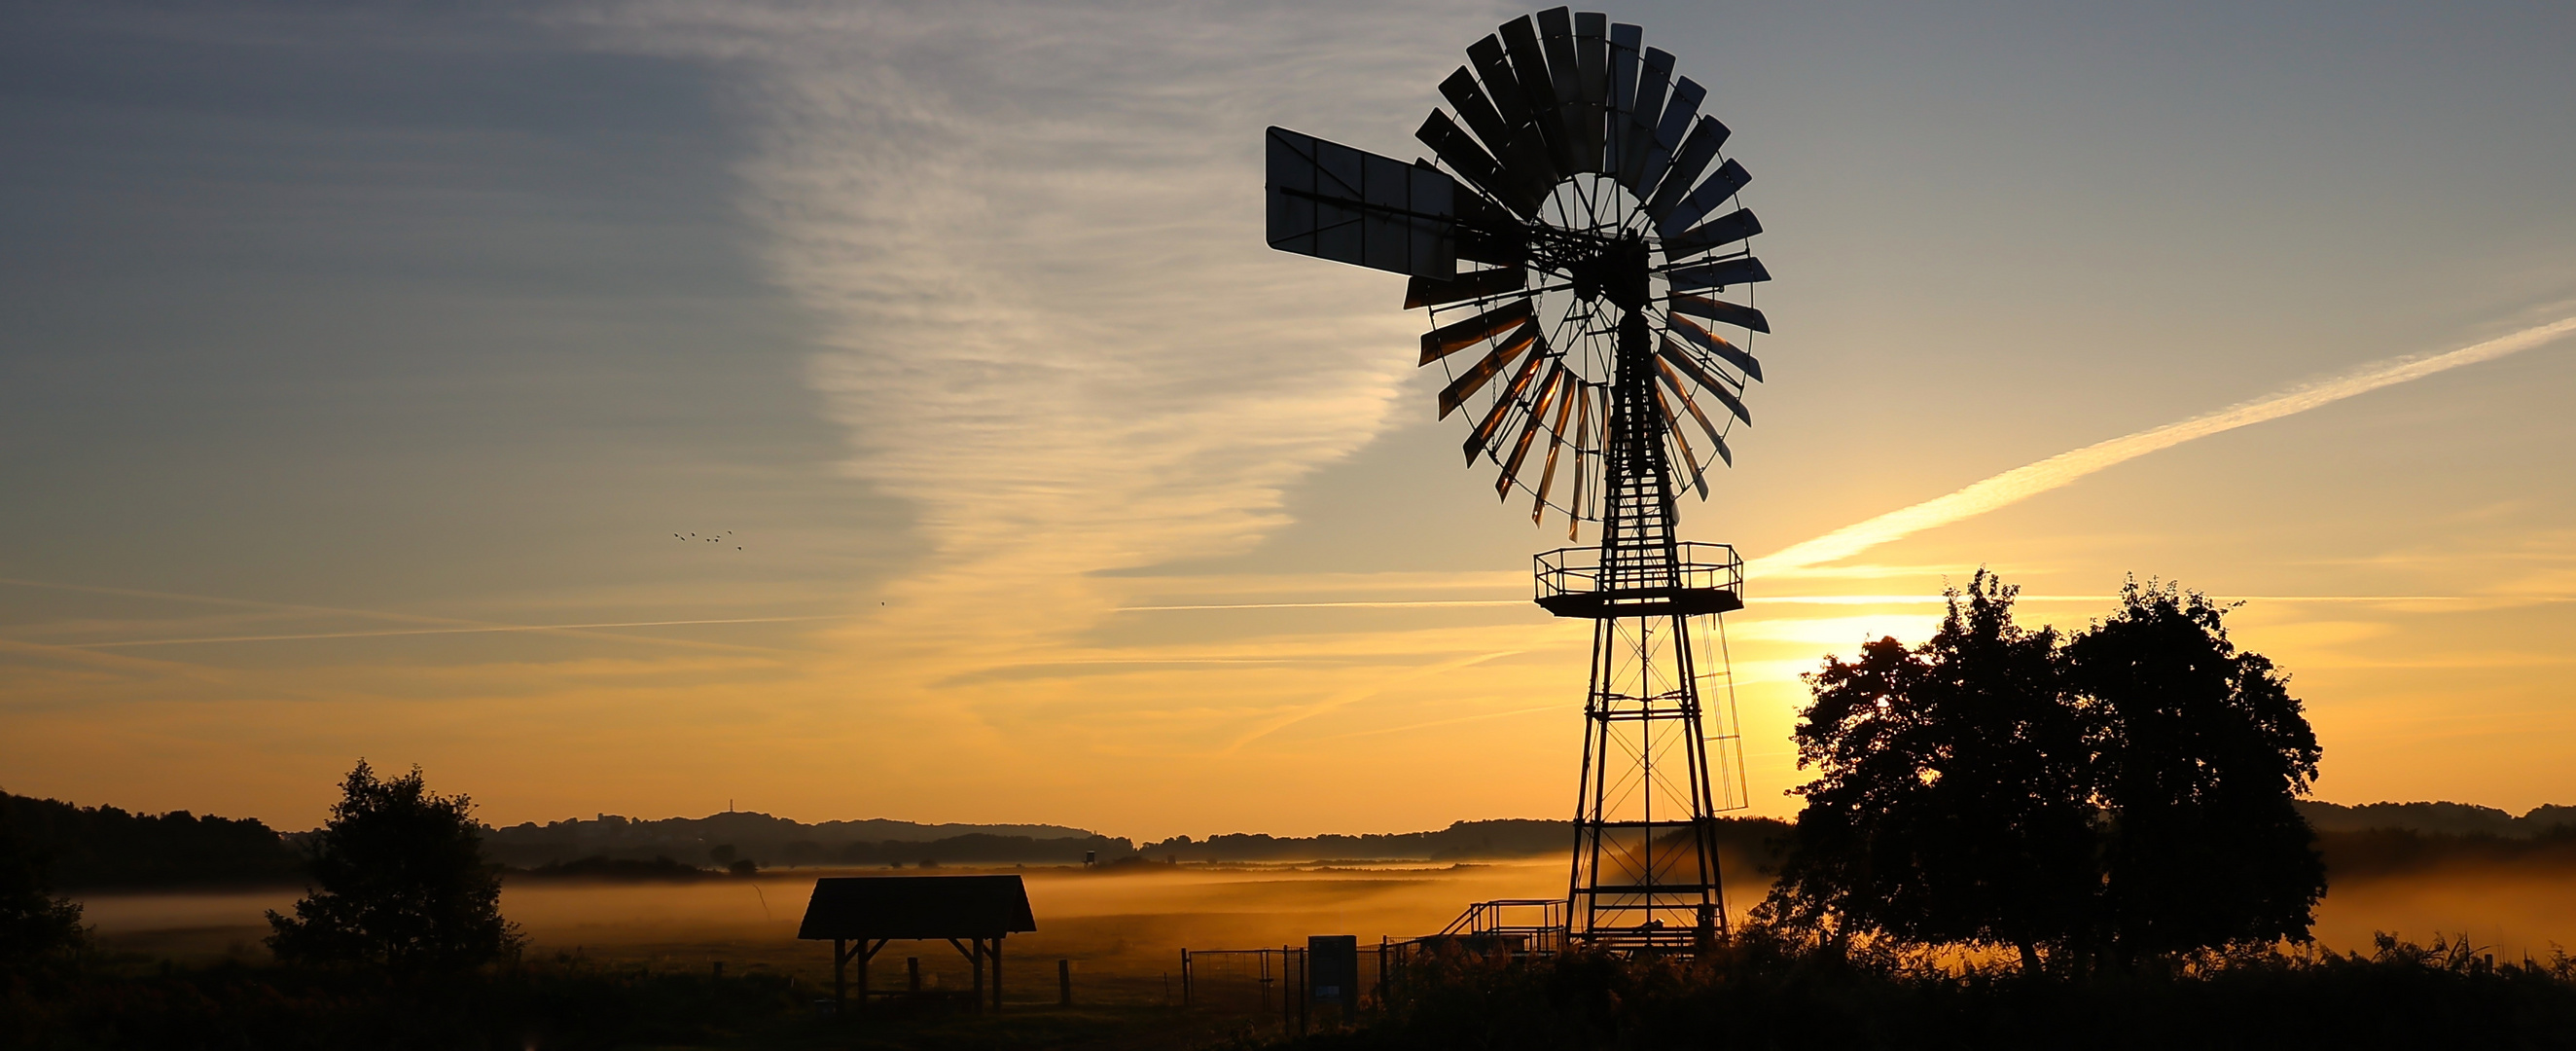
[74,858,2576,1005]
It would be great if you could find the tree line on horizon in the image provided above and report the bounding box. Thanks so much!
[7,780,2575,893]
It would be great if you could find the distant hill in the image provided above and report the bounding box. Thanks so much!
[477,812,1117,868]
[1136,816,1792,864]
[16,788,2576,889]
[2297,800,2576,838]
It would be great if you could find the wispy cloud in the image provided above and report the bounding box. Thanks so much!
[571,1,1481,590]
[1758,316,2576,575]
[554,1,1519,743]
[63,617,833,650]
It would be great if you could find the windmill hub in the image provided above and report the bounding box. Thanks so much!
[1559,236,1649,310]
[1263,6,1772,955]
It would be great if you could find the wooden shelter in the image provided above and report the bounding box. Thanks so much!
[798,875,1037,1011]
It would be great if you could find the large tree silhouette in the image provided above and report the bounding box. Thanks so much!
[2070,580,2324,963]
[1765,571,2097,971]
[267,761,521,972]
[1764,571,2324,970]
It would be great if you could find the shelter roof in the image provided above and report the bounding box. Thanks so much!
[796,875,1037,940]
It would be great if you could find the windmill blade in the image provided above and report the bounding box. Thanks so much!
[1407,266,1528,309]
[1458,43,1561,205]
[1606,23,1642,170]
[1567,383,1593,535]
[1266,127,1458,279]
[1619,48,1675,189]
[1657,347,1751,426]
[1467,35,1533,131]
[1634,76,1705,199]
[1664,315,1765,382]
[1499,16,1579,180]
[1567,10,1613,172]
[1651,385,1712,498]
[1437,320,1542,417]
[1664,208,1763,262]
[1666,255,1771,294]
[1575,12,1610,127]
[1420,298,1536,363]
[1488,125,1563,209]
[1659,159,1752,236]
[1574,13,1609,103]
[1536,10,1592,175]
[1668,291,1770,333]
[1538,9,1581,110]
[1449,190,1529,264]
[1439,68,1516,159]
[1416,110,1535,216]
[1497,364,1566,497]
[1531,366,1580,523]
[1658,362,1736,469]
[1644,117,1731,221]
[1463,344,1549,463]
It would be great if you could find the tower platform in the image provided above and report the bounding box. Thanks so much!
[1532,542,1743,619]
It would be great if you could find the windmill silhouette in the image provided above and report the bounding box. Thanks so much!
[1265,8,1770,951]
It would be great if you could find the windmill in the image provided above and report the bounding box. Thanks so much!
[1265,8,1769,952]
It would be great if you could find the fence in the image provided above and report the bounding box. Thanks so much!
[1179,947,1306,1029]
[1179,900,1569,1032]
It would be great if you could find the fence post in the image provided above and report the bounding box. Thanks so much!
[1295,946,1308,1036]
[1181,949,1192,1007]
[1058,958,1072,1006]
[1375,939,1386,1013]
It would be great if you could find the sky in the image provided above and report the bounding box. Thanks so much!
[3,0,2573,839]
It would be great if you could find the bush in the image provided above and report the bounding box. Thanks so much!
[1303,930,2576,1050]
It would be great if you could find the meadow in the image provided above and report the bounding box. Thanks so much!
[76,852,2576,1012]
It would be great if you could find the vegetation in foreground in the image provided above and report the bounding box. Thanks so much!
[1295,932,2576,1051]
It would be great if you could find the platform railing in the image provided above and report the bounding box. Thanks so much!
[1532,542,1743,618]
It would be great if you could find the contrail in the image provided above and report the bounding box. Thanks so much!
[63,617,836,649]
[1117,599,1525,611]
[1759,317,2576,575]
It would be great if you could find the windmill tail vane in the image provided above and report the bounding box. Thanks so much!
[1263,7,1770,953]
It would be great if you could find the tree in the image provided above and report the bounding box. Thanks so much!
[1764,570,2098,971]
[2067,579,2324,962]
[0,802,87,970]
[1764,571,2329,970]
[267,760,522,972]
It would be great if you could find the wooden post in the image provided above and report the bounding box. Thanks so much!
[1180,949,1192,1007]
[907,956,921,994]
[1057,958,1072,1006]
[990,936,1004,1013]
[971,937,985,1012]
[833,938,847,1007]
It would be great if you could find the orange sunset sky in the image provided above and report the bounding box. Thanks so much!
[5,1,2574,839]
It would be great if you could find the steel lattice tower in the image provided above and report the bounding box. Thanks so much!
[1538,313,1748,952]
[1258,6,1773,956]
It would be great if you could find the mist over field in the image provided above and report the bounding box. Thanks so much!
[71,832,2576,997]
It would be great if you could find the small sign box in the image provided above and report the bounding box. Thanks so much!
[1308,934,1359,1014]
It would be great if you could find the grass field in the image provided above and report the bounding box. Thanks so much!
[59,854,2576,1047]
